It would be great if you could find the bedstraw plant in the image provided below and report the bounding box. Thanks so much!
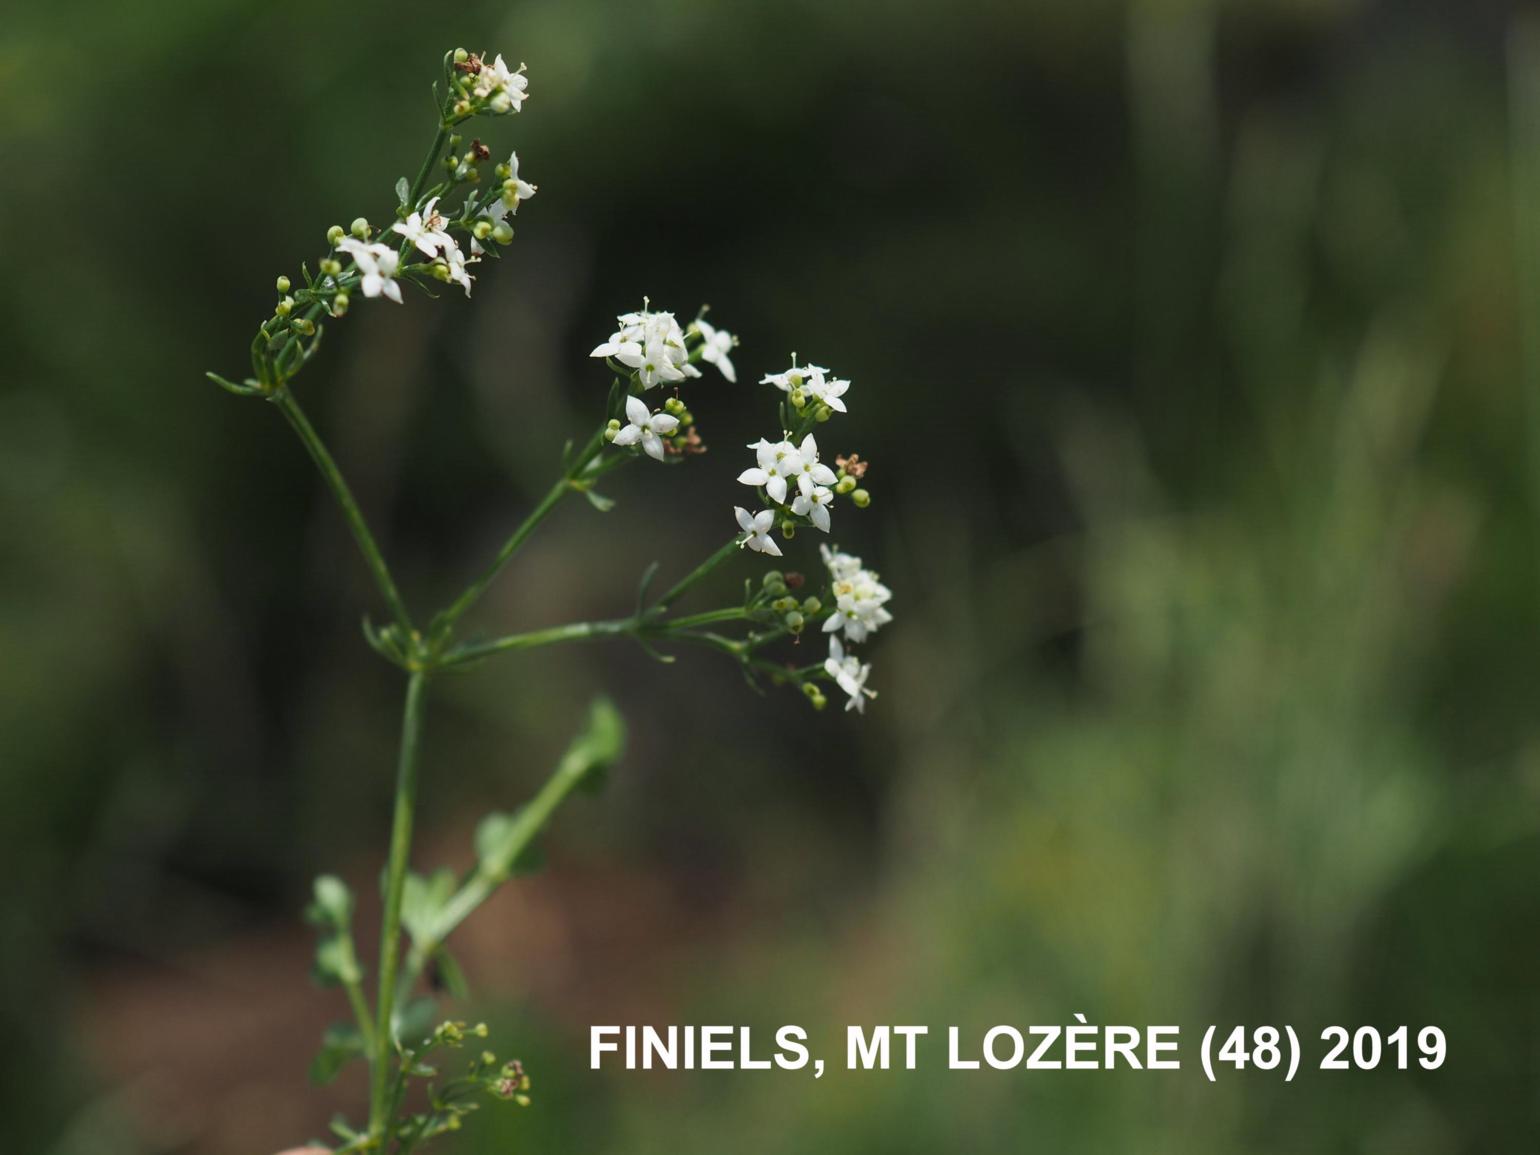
[206,47,893,1153]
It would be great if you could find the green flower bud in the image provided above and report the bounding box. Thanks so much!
[326,224,345,247]
[444,154,459,170]
[780,520,797,539]
[835,475,857,495]
[664,397,686,416]
[772,596,798,614]
[350,217,370,239]
[851,488,871,508]
[489,91,513,114]
[432,262,453,283]
[678,409,694,425]
[320,258,342,277]
[492,222,514,245]
[761,570,785,589]
[495,163,511,180]
[332,293,350,317]
[814,404,833,423]
[803,682,827,709]
[473,219,494,240]
[275,296,294,318]
[801,596,822,615]
[454,48,469,63]
[465,166,481,184]
[790,388,806,408]
[292,317,315,336]
[783,611,805,634]
[454,99,472,118]
[275,275,291,293]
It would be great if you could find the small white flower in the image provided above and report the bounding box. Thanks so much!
[637,341,686,389]
[804,365,851,413]
[502,152,537,212]
[338,238,403,304]
[824,636,876,713]
[391,196,453,258]
[612,394,679,461]
[441,238,475,297]
[737,437,804,505]
[591,305,694,386]
[790,433,837,498]
[791,485,834,533]
[474,55,529,111]
[734,506,782,556]
[694,319,737,383]
[819,543,893,642]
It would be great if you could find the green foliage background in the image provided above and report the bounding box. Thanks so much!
[4,0,1540,1150]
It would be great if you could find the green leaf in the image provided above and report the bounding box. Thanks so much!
[473,810,545,880]
[428,945,470,999]
[400,868,458,947]
[567,697,625,794]
[396,176,411,207]
[306,874,355,928]
[393,996,440,1045]
[310,1023,365,1085]
[584,488,616,513]
[312,932,360,988]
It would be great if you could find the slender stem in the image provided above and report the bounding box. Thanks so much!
[665,606,753,630]
[370,671,430,1139]
[434,429,607,634]
[651,538,741,614]
[342,973,376,1054]
[409,122,451,207]
[272,388,415,636]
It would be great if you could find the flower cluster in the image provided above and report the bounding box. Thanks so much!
[819,544,893,643]
[453,51,529,118]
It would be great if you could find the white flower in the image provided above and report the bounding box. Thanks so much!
[475,55,529,112]
[737,437,803,505]
[790,433,837,498]
[824,636,876,713]
[637,340,686,389]
[804,365,851,413]
[591,305,695,387]
[819,543,893,642]
[441,238,475,297]
[502,152,537,212]
[694,319,737,382]
[791,485,834,533]
[612,394,679,461]
[337,238,402,304]
[391,196,453,257]
[734,507,782,556]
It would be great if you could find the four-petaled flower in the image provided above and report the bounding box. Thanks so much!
[338,239,403,303]
[442,241,475,297]
[591,306,697,387]
[503,152,537,212]
[737,438,802,504]
[820,543,893,642]
[613,394,679,461]
[392,196,453,257]
[825,636,876,713]
[694,319,737,383]
[474,55,529,112]
[804,365,851,413]
[791,485,834,533]
[734,507,782,556]
[790,433,836,498]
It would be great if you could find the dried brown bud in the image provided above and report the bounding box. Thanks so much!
[836,453,868,480]
[784,571,805,590]
[471,138,491,160]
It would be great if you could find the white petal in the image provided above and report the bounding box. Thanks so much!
[642,429,666,461]
[810,464,837,486]
[737,468,769,487]
[624,394,650,425]
[649,413,680,434]
[811,504,831,533]
[735,506,756,533]
[382,279,403,304]
[766,476,788,504]
[752,509,775,533]
[612,425,642,447]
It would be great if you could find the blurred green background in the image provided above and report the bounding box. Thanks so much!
[5,0,1540,1150]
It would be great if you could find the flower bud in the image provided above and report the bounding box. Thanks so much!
[678,409,694,425]
[453,48,469,63]
[761,570,785,589]
[432,262,453,283]
[801,596,822,615]
[780,520,797,539]
[275,296,294,317]
[783,611,805,634]
[350,217,370,239]
[772,596,798,614]
[275,275,291,293]
[326,224,345,246]
[803,682,826,709]
[292,317,315,336]
[491,222,514,245]
[332,292,350,317]
[790,388,806,408]
[489,91,512,114]
[495,163,511,180]
[814,404,833,423]
[663,397,685,416]
[320,258,342,277]
[454,99,472,117]
[851,488,871,508]
[473,220,494,240]
[835,475,857,495]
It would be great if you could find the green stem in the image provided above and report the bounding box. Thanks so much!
[434,430,607,634]
[342,972,376,1054]
[272,388,415,636]
[651,538,741,613]
[408,122,451,208]
[370,671,430,1139]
